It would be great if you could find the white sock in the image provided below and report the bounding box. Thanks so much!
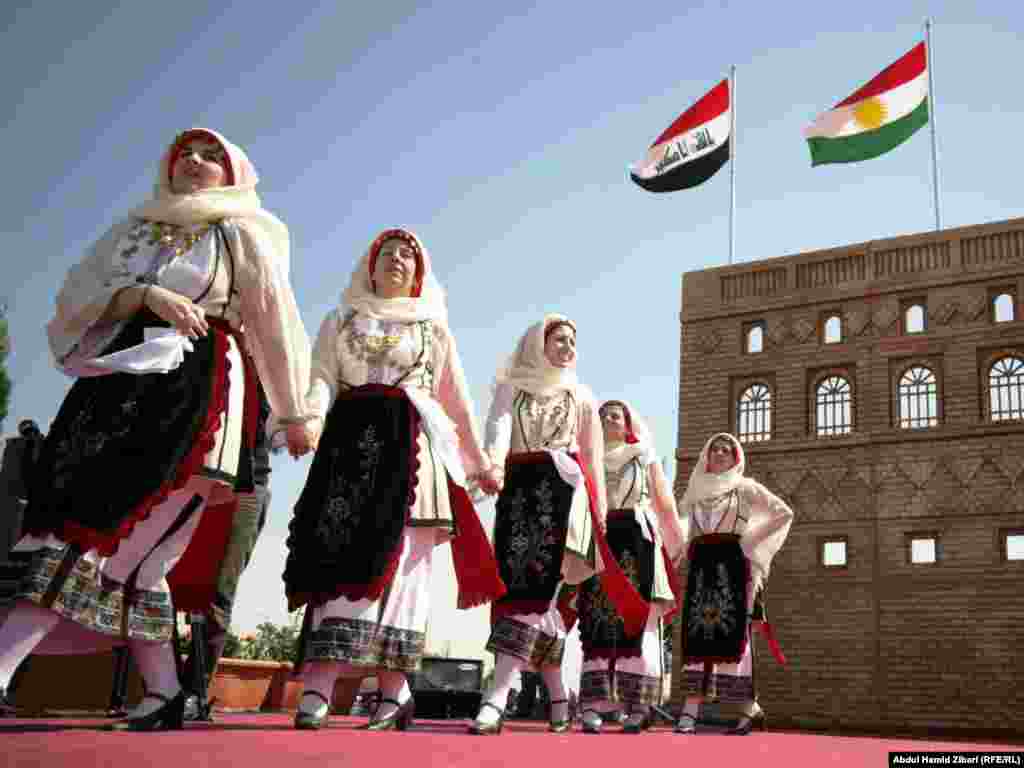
[376,671,410,719]
[680,698,700,721]
[477,654,522,724]
[625,705,649,725]
[0,601,60,689]
[582,708,604,727]
[298,661,340,716]
[541,665,568,722]
[128,640,181,718]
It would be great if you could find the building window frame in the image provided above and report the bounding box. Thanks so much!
[811,369,855,437]
[905,532,941,565]
[819,536,849,569]
[821,311,844,345]
[743,320,766,355]
[895,361,941,430]
[735,380,773,444]
[985,352,1024,423]
[901,298,928,335]
[990,286,1017,324]
[1000,528,1024,563]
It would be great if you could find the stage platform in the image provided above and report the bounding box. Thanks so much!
[3,713,1022,768]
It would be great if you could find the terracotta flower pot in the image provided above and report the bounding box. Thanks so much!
[208,658,277,712]
[262,662,304,711]
[11,650,145,715]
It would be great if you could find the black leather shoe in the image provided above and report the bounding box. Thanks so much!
[294,691,331,730]
[468,701,506,735]
[622,711,649,734]
[107,691,185,731]
[548,698,571,733]
[364,697,415,732]
[0,686,16,717]
[726,711,765,735]
[580,709,603,734]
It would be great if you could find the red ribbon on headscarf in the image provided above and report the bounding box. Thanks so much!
[569,451,649,637]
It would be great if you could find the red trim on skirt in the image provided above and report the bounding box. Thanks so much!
[569,451,649,638]
[58,330,232,558]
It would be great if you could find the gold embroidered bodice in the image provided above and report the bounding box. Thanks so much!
[509,390,578,453]
[112,219,238,326]
[336,312,434,391]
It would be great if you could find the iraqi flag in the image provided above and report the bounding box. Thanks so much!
[804,43,928,166]
[630,79,730,193]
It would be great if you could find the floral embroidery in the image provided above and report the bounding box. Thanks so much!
[317,425,382,552]
[686,562,739,643]
[109,220,213,286]
[341,318,434,390]
[52,393,136,489]
[580,548,642,642]
[517,391,576,450]
[501,478,563,591]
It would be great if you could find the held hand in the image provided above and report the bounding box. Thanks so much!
[476,465,503,495]
[144,285,209,340]
[307,420,323,451]
[285,422,317,458]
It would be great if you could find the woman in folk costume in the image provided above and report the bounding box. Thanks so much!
[575,400,684,734]
[284,228,505,731]
[469,316,649,735]
[0,128,314,729]
[674,433,793,736]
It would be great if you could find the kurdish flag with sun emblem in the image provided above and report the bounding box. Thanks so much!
[804,42,928,166]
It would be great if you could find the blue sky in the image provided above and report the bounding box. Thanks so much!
[3,1,1023,651]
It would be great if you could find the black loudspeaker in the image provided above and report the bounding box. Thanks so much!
[408,657,483,719]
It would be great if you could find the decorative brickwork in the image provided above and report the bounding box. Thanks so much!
[674,217,1024,736]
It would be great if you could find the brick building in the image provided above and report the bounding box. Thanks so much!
[671,216,1024,736]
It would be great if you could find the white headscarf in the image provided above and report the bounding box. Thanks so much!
[131,127,290,275]
[679,432,752,512]
[600,399,657,470]
[48,128,289,367]
[493,313,578,397]
[339,228,448,325]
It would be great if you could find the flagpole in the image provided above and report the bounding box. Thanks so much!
[729,64,736,264]
[924,18,942,231]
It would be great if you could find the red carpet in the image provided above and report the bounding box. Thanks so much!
[2,714,1022,768]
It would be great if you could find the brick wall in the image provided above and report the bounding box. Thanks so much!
[672,217,1024,736]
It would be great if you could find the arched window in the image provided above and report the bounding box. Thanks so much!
[815,375,852,436]
[746,324,764,354]
[823,314,842,344]
[737,383,772,443]
[904,304,926,334]
[898,365,938,429]
[989,355,1024,422]
[994,293,1015,323]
